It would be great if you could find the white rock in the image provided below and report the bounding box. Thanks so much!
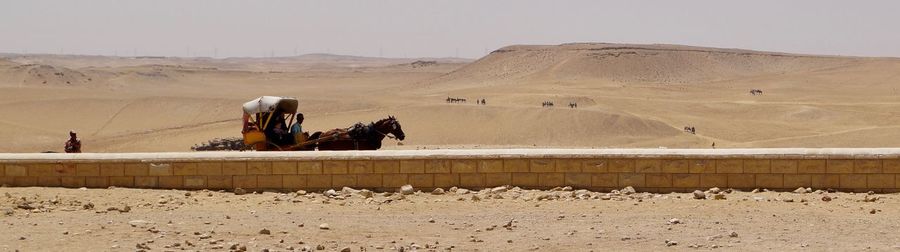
[620,186,636,195]
[431,188,445,195]
[692,190,706,199]
[490,186,508,194]
[128,220,153,228]
[400,185,415,195]
[318,223,330,230]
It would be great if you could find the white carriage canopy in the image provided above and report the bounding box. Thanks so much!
[242,96,299,115]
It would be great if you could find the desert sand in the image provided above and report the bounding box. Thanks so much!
[3,43,900,152]
[2,186,899,251]
[3,43,900,252]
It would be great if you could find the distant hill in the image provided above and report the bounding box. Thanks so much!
[430,43,892,86]
[0,53,472,71]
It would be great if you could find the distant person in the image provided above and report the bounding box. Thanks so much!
[65,131,82,153]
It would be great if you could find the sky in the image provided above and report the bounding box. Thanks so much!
[1,0,899,59]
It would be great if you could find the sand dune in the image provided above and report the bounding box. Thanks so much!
[427,43,876,91]
[2,43,900,152]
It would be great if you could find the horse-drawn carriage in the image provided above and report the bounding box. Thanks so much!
[241,96,405,151]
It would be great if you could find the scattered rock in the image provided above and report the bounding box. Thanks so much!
[324,189,339,197]
[319,223,330,230]
[128,220,153,228]
[793,187,809,194]
[822,195,832,202]
[259,229,271,235]
[400,185,415,195]
[234,188,247,195]
[706,187,721,194]
[316,244,326,250]
[667,218,681,225]
[357,189,374,198]
[692,190,706,200]
[729,231,738,238]
[340,247,351,252]
[713,194,726,200]
[665,239,678,246]
[620,186,636,195]
[432,188,445,195]
[864,195,878,202]
[502,219,515,229]
[490,186,508,194]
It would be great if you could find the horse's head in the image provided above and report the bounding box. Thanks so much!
[377,115,405,141]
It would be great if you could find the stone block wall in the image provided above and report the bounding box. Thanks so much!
[1,149,899,192]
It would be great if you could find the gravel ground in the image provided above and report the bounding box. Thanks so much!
[1,186,899,252]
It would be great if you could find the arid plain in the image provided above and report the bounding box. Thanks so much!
[4,43,900,153]
[4,44,900,251]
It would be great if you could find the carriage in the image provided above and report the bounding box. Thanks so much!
[241,96,313,151]
[241,96,406,151]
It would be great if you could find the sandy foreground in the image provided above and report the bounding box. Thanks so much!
[1,186,898,251]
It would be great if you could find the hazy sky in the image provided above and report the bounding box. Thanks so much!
[2,0,899,59]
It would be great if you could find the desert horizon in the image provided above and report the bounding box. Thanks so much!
[6,1,900,251]
[2,42,900,153]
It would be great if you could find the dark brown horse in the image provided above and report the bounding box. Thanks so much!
[308,116,405,150]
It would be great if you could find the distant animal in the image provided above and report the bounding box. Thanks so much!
[307,116,406,150]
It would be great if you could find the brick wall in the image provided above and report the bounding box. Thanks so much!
[1,149,898,192]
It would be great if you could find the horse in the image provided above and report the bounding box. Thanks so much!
[307,116,406,150]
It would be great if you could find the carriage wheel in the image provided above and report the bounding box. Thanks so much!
[266,141,284,151]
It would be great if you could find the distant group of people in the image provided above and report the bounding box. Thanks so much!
[445,97,487,105]
[542,101,578,108]
[446,97,467,103]
[683,126,696,134]
[750,89,764,95]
